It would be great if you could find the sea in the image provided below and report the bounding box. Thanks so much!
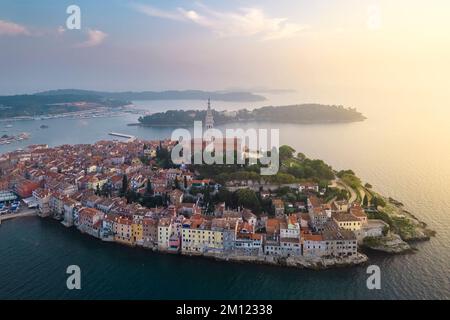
[0,94,449,299]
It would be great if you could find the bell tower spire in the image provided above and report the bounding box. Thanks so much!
[205,97,214,129]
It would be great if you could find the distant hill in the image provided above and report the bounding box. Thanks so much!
[36,89,266,102]
[0,93,128,118]
[138,104,366,126]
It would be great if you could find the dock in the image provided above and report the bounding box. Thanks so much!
[108,132,136,142]
[0,210,37,225]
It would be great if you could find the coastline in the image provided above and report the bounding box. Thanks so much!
[71,217,369,270]
[130,118,366,127]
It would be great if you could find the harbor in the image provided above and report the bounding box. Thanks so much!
[0,132,30,145]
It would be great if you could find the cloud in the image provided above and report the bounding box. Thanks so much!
[56,26,66,36]
[76,29,107,48]
[133,3,185,21]
[133,4,306,40]
[0,20,30,36]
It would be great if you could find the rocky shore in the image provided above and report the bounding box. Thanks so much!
[363,194,435,255]
[200,252,369,270]
[362,234,413,254]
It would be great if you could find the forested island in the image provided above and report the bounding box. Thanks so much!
[137,104,366,126]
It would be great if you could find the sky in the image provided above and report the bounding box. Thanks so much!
[1,0,449,105]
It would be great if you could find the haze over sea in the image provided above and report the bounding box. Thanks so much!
[1,92,449,299]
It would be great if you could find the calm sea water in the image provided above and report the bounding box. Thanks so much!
[0,96,449,299]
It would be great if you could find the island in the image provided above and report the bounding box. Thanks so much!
[137,104,366,127]
[0,140,433,270]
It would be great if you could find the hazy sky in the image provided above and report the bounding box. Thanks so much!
[1,0,449,102]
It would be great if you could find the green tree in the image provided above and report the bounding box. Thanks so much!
[236,189,261,214]
[145,178,153,196]
[363,195,368,207]
[372,196,379,209]
[120,174,128,196]
[279,145,296,161]
[297,152,306,161]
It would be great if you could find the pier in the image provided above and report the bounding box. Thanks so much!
[108,132,136,142]
[0,210,37,225]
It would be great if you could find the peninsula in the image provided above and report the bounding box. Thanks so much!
[0,139,433,270]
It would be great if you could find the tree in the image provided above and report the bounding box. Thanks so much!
[372,196,379,209]
[121,174,128,196]
[145,178,153,196]
[279,145,295,161]
[184,175,188,189]
[101,183,111,197]
[174,177,180,190]
[236,189,261,214]
[363,195,368,207]
[297,152,306,161]
[96,184,101,196]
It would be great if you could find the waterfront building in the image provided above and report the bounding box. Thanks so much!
[302,234,327,257]
[264,219,282,256]
[132,216,144,246]
[181,214,226,255]
[49,192,66,219]
[32,188,52,217]
[280,237,301,256]
[322,222,358,257]
[157,217,172,251]
[211,217,239,253]
[114,216,134,246]
[78,207,104,238]
[235,221,263,256]
[100,213,116,241]
[142,217,158,249]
